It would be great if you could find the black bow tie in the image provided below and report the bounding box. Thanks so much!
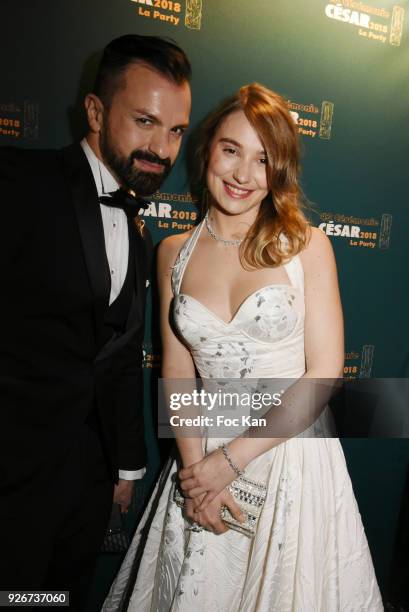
[99,189,149,218]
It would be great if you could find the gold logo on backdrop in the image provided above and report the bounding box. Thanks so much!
[390,5,404,46]
[378,213,393,249]
[23,101,39,139]
[359,345,375,378]
[319,101,334,140]
[185,0,202,29]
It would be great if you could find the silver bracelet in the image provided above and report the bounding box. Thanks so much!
[220,442,244,478]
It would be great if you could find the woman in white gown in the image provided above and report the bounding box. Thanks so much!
[103,83,383,611]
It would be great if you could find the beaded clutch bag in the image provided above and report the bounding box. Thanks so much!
[221,475,267,538]
[173,474,267,538]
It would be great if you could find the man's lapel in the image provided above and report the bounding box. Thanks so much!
[60,143,110,345]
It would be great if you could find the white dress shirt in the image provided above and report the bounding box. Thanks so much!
[81,138,146,481]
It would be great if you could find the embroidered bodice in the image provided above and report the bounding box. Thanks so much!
[171,220,306,380]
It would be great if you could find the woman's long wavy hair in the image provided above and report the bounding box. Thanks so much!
[194,83,310,268]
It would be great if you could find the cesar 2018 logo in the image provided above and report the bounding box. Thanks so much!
[318,214,392,250]
[288,101,334,140]
[324,2,405,46]
[131,0,203,30]
[0,100,39,140]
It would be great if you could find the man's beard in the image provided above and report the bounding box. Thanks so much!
[100,129,172,196]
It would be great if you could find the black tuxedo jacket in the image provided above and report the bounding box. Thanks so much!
[0,143,152,492]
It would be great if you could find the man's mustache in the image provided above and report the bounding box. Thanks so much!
[131,149,171,172]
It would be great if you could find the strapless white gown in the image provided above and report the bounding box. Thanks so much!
[103,221,383,611]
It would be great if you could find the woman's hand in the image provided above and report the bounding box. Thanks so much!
[184,490,244,534]
[179,446,244,511]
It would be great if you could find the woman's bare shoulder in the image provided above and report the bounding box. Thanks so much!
[300,226,334,260]
[299,226,337,277]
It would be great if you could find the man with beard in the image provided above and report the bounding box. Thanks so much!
[0,35,191,610]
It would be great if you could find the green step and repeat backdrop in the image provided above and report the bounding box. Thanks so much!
[2,0,409,603]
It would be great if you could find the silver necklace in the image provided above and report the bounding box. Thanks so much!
[204,211,243,247]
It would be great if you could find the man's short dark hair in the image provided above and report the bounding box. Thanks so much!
[93,34,191,106]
